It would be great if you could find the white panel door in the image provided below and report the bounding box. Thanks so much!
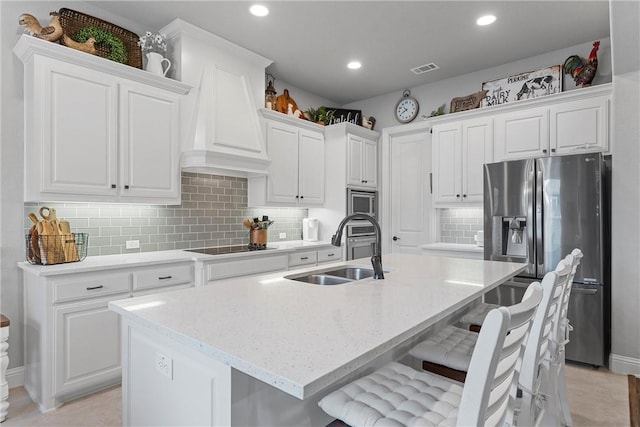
[119,83,181,203]
[550,96,609,155]
[266,122,299,204]
[432,123,462,204]
[390,131,432,252]
[362,138,378,188]
[462,118,493,203]
[54,299,122,396]
[39,58,118,197]
[346,134,364,186]
[298,130,325,205]
[494,107,549,161]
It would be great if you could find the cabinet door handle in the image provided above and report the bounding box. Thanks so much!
[456,194,460,198]
[551,148,556,153]
[158,275,172,280]
[543,149,548,154]
[295,195,299,199]
[86,285,104,291]
[111,184,116,189]
[300,257,309,260]
[124,185,130,189]
[463,194,467,198]
[300,195,304,199]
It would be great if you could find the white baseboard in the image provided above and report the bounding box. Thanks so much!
[7,366,25,389]
[609,353,640,376]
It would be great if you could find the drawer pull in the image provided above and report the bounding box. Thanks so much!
[327,253,335,257]
[86,285,104,291]
[158,275,173,280]
[300,257,309,260]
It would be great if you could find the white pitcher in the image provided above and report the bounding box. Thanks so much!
[145,52,171,77]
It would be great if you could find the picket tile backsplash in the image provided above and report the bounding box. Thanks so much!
[25,172,308,256]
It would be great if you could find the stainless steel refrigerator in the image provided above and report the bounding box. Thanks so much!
[483,152,610,366]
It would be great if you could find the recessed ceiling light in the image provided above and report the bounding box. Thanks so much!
[249,4,269,17]
[476,14,496,26]
[347,61,362,70]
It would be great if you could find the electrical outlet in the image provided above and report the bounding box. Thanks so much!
[156,352,173,380]
[279,232,286,239]
[126,240,140,249]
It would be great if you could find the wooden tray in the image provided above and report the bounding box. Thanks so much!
[58,8,142,69]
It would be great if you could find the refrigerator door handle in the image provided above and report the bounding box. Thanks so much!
[536,161,544,274]
[527,160,536,274]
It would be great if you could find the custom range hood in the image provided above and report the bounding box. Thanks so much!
[162,19,273,176]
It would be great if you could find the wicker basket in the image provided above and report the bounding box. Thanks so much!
[26,233,89,265]
[58,8,142,69]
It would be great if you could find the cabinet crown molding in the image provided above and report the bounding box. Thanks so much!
[13,35,191,95]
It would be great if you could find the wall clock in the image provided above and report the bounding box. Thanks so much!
[394,89,419,123]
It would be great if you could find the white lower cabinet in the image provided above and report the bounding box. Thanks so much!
[53,297,122,398]
[204,246,342,284]
[21,261,194,411]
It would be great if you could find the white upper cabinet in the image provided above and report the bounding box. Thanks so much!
[432,118,492,205]
[493,85,610,161]
[347,134,378,189]
[249,111,325,207]
[14,35,190,204]
[549,95,609,155]
[494,107,549,161]
[161,19,273,176]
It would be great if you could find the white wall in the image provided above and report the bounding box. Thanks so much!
[609,0,640,375]
[344,38,612,130]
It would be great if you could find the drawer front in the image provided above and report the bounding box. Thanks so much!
[132,263,194,291]
[317,247,341,263]
[52,272,131,303]
[207,255,288,282]
[288,250,318,267]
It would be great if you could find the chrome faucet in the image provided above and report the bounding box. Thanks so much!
[331,213,384,279]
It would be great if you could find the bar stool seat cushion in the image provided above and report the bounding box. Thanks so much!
[408,325,478,371]
[459,303,498,329]
[318,362,463,427]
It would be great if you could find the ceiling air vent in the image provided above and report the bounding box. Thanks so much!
[410,62,439,75]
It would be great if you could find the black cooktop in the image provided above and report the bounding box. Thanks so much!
[186,244,273,256]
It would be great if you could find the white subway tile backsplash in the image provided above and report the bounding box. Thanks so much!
[24,172,308,255]
[438,208,483,244]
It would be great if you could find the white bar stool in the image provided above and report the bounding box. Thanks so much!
[318,282,543,427]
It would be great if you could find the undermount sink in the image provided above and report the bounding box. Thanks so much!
[284,266,382,286]
[288,274,351,286]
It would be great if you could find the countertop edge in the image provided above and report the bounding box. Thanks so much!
[18,241,334,276]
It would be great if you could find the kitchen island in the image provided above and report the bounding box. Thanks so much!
[109,253,525,426]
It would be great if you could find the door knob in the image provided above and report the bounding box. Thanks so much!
[392,236,400,241]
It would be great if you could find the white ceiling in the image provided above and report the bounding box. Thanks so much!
[92,1,611,105]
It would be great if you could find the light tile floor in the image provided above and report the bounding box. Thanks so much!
[2,364,631,426]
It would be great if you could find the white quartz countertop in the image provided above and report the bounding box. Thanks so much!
[420,242,484,253]
[18,240,332,276]
[109,253,525,400]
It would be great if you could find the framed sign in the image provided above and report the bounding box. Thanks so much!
[326,108,362,126]
[481,65,562,107]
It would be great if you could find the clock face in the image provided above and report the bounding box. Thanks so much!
[395,97,419,123]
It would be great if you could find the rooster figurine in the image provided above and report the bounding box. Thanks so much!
[563,40,600,87]
[19,11,63,42]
